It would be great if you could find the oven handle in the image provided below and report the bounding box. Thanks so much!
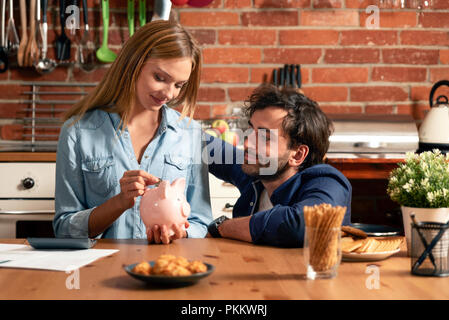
[0,210,55,215]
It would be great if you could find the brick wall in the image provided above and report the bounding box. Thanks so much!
[0,0,448,227]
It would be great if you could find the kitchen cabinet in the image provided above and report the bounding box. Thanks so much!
[208,173,240,219]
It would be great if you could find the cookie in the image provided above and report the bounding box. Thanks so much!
[341,225,368,239]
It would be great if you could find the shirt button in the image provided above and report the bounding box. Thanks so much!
[250,202,254,206]
[144,155,149,159]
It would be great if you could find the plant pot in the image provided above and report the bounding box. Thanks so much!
[401,206,449,256]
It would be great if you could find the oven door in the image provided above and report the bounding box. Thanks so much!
[0,200,55,238]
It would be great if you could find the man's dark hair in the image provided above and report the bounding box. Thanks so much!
[244,84,334,170]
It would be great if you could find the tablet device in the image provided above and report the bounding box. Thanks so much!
[27,238,97,250]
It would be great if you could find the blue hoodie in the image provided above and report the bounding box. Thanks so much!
[207,137,352,248]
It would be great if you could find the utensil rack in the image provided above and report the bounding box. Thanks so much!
[1,81,97,152]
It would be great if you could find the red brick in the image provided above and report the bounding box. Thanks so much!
[72,67,109,82]
[224,0,252,8]
[324,49,380,64]
[365,105,395,114]
[242,11,298,26]
[218,30,276,46]
[441,50,449,64]
[197,87,226,102]
[228,87,258,102]
[188,29,216,45]
[409,86,449,102]
[203,48,261,64]
[9,67,68,82]
[372,67,427,82]
[383,49,439,65]
[419,13,449,28]
[254,0,311,8]
[180,12,239,27]
[360,12,416,28]
[263,48,322,64]
[211,104,229,117]
[430,68,449,83]
[0,103,28,118]
[351,86,408,102]
[397,103,429,121]
[312,68,368,83]
[400,31,449,46]
[301,86,348,102]
[0,124,25,140]
[433,0,449,9]
[279,30,339,46]
[301,10,358,26]
[192,104,211,120]
[321,105,363,114]
[201,67,249,83]
[345,0,377,8]
[340,30,397,46]
[313,0,342,7]
[0,84,23,99]
[251,67,310,85]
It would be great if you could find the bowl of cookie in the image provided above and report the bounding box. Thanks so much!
[341,225,404,262]
[124,254,215,287]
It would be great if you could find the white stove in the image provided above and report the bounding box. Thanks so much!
[0,162,55,238]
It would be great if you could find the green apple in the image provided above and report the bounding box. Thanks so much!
[211,119,229,134]
[221,131,239,146]
[204,128,221,138]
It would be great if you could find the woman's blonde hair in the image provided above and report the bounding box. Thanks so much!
[64,20,202,128]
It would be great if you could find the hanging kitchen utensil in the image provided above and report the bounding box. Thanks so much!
[24,0,39,67]
[5,0,19,53]
[187,0,213,7]
[0,0,8,72]
[127,0,134,37]
[55,0,71,61]
[272,68,278,87]
[284,64,290,88]
[417,80,449,154]
[78,0,95,71]
[139,0,146,27]
[17,0,27,66]
[35,0,57,74]
[296,65,302,89]
[96,0,116,63]
[151,0,171,21]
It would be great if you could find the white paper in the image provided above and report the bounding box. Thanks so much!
[0,244,118,272]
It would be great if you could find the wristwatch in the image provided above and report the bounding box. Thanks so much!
[208,215,229,238]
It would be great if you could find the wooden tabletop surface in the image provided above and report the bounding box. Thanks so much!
[0,238,448,300]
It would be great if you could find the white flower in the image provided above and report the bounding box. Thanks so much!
[427,192,435,203]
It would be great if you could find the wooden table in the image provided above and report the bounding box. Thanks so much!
[0,238,448,300]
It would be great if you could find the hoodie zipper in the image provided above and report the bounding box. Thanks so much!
[250,181,259,215]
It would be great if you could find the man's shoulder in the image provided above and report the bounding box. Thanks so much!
[301,164,350,186]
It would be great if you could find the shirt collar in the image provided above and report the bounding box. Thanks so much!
[108,104,178,133]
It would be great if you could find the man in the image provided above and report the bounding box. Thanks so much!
[205,84,352,248]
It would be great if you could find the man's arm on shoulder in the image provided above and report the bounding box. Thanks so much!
[249,175,352,247]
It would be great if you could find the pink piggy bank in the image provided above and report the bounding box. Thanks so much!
[140,178,191,237]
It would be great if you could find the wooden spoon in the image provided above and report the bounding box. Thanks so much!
[24,0,38,66]
[17,0,27,66]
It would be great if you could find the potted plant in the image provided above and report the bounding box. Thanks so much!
[387,150,449,254]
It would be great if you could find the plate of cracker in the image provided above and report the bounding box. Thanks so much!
[341,225,403,262]
[124,254,214,286]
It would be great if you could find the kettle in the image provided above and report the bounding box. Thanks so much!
[417,80,449,154]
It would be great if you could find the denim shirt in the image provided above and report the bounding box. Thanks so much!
[54,105,212,239]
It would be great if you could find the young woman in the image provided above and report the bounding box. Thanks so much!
[54,20,212,244]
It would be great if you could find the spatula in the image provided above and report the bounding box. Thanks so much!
[128,0,134,37]
[78,0,95,71]
[139,0,146,27]
[55,0,70,61]
[96,0,116,63]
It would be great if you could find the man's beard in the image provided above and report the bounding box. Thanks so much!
[241,150,291,182]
